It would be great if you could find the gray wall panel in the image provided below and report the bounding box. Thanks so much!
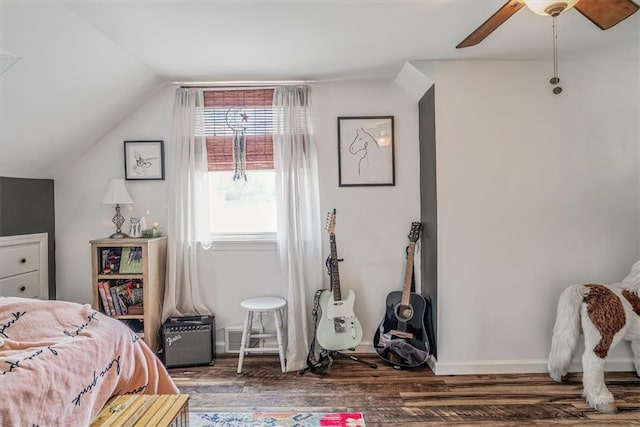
[0,177,56,298]
[418,86,437,357]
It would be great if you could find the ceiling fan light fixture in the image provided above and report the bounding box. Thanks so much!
[523,0,579,17]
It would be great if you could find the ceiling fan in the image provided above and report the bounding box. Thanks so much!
[456,0,639,93]
[457,0,639,49]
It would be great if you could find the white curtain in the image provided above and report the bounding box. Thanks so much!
[273,86,324,371]
[162,88,214,321]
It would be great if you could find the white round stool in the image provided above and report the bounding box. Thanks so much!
[237,296,287,374]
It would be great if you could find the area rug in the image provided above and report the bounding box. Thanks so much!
[189,411,366,427]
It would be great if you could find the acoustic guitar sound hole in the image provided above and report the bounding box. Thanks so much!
[396,304,413,321]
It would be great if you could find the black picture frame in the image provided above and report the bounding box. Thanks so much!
[338,116,395,187]
[124,140,165,180]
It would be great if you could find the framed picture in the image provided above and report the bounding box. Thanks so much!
[124,140,165,180]
[338,116,395,187]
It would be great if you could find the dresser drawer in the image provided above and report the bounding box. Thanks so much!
[0,271,41,298]
[0,242,40,278]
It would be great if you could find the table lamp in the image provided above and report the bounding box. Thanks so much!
[102,178,134,238]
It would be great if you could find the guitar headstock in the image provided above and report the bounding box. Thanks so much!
[325,209,337,235]
[408,222,422,242]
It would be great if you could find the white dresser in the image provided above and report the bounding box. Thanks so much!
[0,233,48,299]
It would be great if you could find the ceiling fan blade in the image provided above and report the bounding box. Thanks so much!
[457,0,525,48]
[574,0,639,30]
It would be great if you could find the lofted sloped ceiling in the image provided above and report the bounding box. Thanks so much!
[1,0,638,178]
[0,1,162,178]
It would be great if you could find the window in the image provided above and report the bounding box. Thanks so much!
[204,89,276,238]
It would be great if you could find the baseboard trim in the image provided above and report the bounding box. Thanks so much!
[216,340,637,375]
[430,357,636,375]
[216,341,376,356]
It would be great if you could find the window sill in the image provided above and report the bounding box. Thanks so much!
[205,233,277,252]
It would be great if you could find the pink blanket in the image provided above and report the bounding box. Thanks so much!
[0,297,179,426]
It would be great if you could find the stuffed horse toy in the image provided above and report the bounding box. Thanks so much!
[548,260,640,414]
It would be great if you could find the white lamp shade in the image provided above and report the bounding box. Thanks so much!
[523,0,579,16]
[102,179,134,205]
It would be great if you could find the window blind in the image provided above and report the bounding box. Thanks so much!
[203,89,274,171]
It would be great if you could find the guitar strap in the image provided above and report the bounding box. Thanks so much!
[302,255,337,375]
[411,266,416,293]
[326,255,334,291]
[302,289,332,376]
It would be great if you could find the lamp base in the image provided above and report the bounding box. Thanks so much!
[109,231,130,239]
[110,204,129,239]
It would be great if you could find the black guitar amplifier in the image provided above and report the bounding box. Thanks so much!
[162,315,215,368]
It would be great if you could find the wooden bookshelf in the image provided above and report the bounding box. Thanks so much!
[90,236,167,352]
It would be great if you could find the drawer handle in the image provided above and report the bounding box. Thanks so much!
[20,258,27,264]
[19,286,26,292]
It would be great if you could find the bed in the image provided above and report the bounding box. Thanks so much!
[0,296,179,425]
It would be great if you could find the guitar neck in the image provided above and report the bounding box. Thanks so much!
[401,241,416,306]
[329,233,342,301]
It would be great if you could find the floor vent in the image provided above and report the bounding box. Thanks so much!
[225,326,263,353]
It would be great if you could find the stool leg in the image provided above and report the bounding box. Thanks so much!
[237,310,253,374]
[274,309,286,372]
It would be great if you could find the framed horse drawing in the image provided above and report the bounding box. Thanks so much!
[337,116,395,187]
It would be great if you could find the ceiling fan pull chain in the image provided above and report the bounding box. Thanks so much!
[550,15,562,94]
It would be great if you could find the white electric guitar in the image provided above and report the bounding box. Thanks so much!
[316,209,363,351]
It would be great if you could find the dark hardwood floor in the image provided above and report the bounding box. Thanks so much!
[168,354,640,426]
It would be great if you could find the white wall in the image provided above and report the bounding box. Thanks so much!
[54,81,421,353]
[55,60,639,371]
[412,60,640,374]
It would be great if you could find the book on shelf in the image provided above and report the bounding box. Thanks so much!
[103,282,118,316]
[116,281,143,306]
[100,248,122,275]
[98,279,145,316]
[127,304,144,315]
[117,294,129,315]
[97,282,114,316]
[118,247,143,274]
[110,285,128,315]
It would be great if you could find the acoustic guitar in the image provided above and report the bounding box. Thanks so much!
[316,209,363,351]
[373,222,430,368]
